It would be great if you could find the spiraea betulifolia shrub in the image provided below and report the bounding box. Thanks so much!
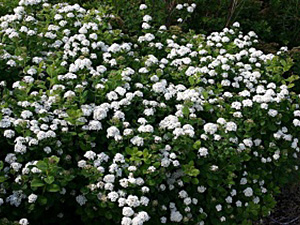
[0,1,300,225]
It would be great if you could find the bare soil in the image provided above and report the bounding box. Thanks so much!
[255,182,300,225]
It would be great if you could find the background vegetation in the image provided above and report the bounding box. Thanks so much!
[2,0,299,80]
[1,0,300,48]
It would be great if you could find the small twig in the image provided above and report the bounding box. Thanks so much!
[269,216,300,225]
[226,0,238,27]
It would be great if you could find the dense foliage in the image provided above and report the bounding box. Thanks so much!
[1,0,300,48]
[0,1,300,225]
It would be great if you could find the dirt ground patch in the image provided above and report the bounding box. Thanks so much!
[255,182,300,225]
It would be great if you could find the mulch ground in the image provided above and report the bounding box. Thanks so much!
[254,182,300,225]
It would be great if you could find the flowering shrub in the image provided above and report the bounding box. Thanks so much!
[0,1,300,225]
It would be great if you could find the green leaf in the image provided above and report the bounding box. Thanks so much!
[105,212,112,220]
[38,196,47,205]
[31,179,45,188]
[268,123,277,131]
[190,168,200,177]
[0,161,3,170]
[188,76,195,85]
[47,184,60,192]
[182,106,190,117]
[136,151,143,157]
[0,176,7,183]
[202,91,209,99]
[46,65,57,77]
[125,147,133,155]
[44,176,55,184]
[191,178,199,184]
[36,161,48,172]
[49,156,60,164]
[153,162,160,167]
[193,140,201,149]
[66,109,83,119]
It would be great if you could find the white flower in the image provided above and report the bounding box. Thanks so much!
[184,197,191,205]
[93,105,109,120]
[21,110,33,119]
[78,160,86,168]
[139,4,147,10]
[19,218,29,225]
[147,166,156,173]
[273,151,280,160]
[243,139,253,148]
[84,151,96,160]
[107,91,118,101]
[187,6,194,13]
[179,190,188,198]
[140,196,149,206]
[143,15,152,22]
[231,101,242,110]
[240,178,247,185]
[217,118,226,125]
[211,165,219,171]
[4,129,15,138]
[198,147,208,157]
[225,196,232,204]
[268,109,278,117]
[103,174,115,183]
[64,90,75,98]
[160,217,167,223]
[121,217,132,225]
[233,22,240,28]
[107,126,122,141]
[294,110,300,117]
[293,119,300,127]
[76,195,87,206]
[145,33,155,42]
[242,99,253,107]
[159,115,181,130]
[225,122,237,132]
[28,194,37,203]
[243,187,253,197]
[122,207,134,217]
[197,186,206,193]
[161,158,171,167]
[126,195,140,208]
[203,123,218,135]
[107,191,119,202]
[253,197,260,204]
[96,65,107,73]
[170,210,183,222]
[216,204,222,211]
[130,136,144,146]
[176,4,183,10]
[88,120,102,131]
[236,200,242,207]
